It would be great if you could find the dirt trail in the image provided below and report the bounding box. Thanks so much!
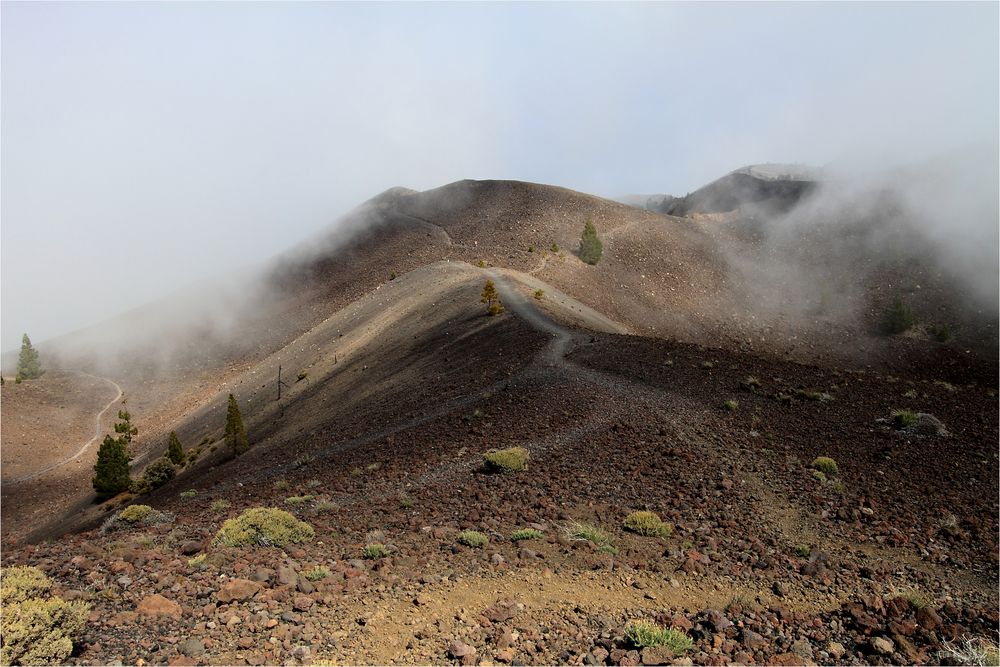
[6,371,122,484]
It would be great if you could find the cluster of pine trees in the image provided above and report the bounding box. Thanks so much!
[92,393,248,498]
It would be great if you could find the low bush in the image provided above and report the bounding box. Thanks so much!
[285,495,315,505]
[213,507,315,548]
[101,505,173,533]
[931,324,952,343]
[566,520,612,547]
[179,489,197,500]
[891,409,919,428]
[457,530,488,548]
[625,621,692,653]
[211,499,231,512]
[304,566,331,581]
[723,400,738,411]
[811,457,838,476]
[362,544,391,560]
[483,447,529,473]
[1,566,89,666]
[511,528,544,542]
[623,511,671,537]
[141,457,176,490]
[533,289,545,300]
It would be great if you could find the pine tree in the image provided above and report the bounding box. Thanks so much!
[92,434,130,496]
[579,217,603,265]
[113,406,139,460]
[16,334,43,380]
[225,393,248,456]
[480,280,505,316]
[882,295,914,334]
[167,431,184,465]
[93,399,141,494]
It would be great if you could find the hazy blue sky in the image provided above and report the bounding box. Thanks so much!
[2,1,997,350]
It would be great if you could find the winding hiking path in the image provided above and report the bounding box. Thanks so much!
[7,371,123,484]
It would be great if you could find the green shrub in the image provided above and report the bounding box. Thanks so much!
[483,447,529,473]
[891,409,919,428]
[511,528,544,542]
[213,507,315,548]
[304,566,331,581]
[566,521,612,546]
[179,489,197,500]
[457,531,488,548]
[315,501,338,513]
[527,244,535,253]
[811,457,838,476]
[625,621,692,653]
[596,544,619,555]
[931,324,951,343]
[187,554,206,568]
[533,289,545,300]
[551,243,559,253]
[274,479,289,491]
[141,457,176,490]
[362,544,391,560]
[723,400,738,411]
[883,295,914,334]
[101,504,172,534]
[1,566,89,666]
[488,302,505,316]
[579,217,603,265]
[211,499,231,512]
[701,361,714,369]
[623,511,671,537]
[285,495,315,505]
[118,504,154,523]
[129,478,152,495]
[399,493,415,509]
[1,567,51,604]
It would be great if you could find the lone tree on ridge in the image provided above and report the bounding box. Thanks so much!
[481,280,505,316]
[578,217,603,265]
[16,334,43,380]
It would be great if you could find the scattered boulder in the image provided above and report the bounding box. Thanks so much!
[177,638,205,657]
[136,594,182,620]
[216,579,262,603]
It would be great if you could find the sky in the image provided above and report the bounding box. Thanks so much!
[2,1,998,351]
